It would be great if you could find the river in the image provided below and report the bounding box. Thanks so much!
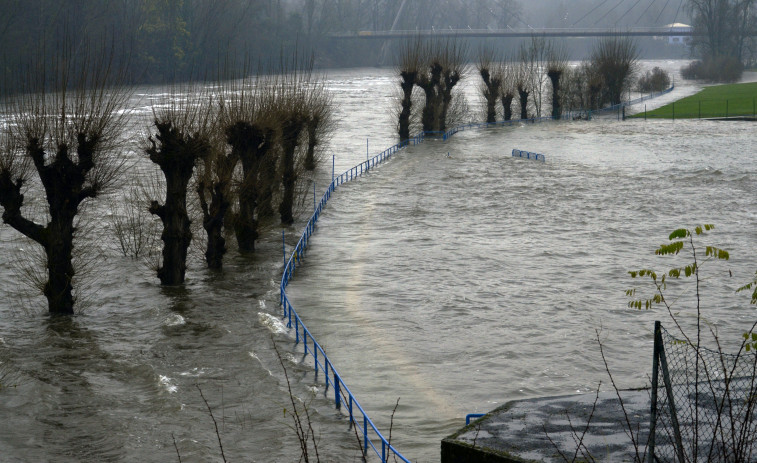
[1,60,756,462]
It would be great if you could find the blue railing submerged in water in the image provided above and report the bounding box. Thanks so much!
[279,84,676,461]
[512,149,546,162]
[280,135,428,463]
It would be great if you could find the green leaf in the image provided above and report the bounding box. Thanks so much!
[752,333,757,342]
[656,241,684,255]
[705,246,730,260]
[669,228,689,240]
[704,224,714,231]
[695,226,703,235]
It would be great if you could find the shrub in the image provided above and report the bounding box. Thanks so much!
[637,67,671,93]
[681,56,744,83]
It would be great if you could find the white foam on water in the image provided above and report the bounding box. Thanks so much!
[163,314,186,327]
[159,375,177,393]
[258,312,286,334]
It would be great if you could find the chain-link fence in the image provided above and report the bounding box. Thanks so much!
[649,321,757,462]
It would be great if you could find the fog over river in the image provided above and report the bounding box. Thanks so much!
[1,61,756,462]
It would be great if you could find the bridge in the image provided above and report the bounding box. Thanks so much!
[328,26,695,40]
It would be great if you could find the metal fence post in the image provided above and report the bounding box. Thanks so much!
[648,321,661,463]
[364,416,368,453]
[658,325,686,463]
[334,373,340,409]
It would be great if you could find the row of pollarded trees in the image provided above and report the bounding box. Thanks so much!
[147,65,333,286]
[475,36,641,125]
[395,35,641,136]
[396,38,469,140]
[0,48,333,313]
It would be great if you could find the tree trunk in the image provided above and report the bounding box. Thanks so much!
[151,169,193,286]
[518,85,529,120]
[44,214,76,314]
[548,69,562,120]
[198,179,230,269]
[502,93,514,121]
[417,62,443,132]
[225,121,273,254]
[399,70,415,140]
[147,121,207,286]
[304,115,320,171]
[279,117,303,226]
[480,68,499,124]
[440,70,460,132]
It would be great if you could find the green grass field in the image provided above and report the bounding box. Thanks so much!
[631,81,757,119]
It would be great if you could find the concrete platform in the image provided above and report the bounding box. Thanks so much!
[442,389,651,462]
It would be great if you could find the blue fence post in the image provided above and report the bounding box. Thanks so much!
[334,373,341,409]
[364,416,368,453]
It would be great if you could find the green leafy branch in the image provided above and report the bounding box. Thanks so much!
[626,224,728,311]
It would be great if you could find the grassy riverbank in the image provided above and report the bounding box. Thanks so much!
[632,81,757,119]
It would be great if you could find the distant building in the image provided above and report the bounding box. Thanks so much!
[662,23,693,45]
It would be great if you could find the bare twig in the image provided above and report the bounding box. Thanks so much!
[171,432,182,463]
[388,397,400,462]
[196,384,227,463]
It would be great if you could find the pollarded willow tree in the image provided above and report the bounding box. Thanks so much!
[275,61,332,226]
[0,46,131,314]
[396,37,422,140]
[547,42,568,120]
[500,59,517,121]
[477,47,503,124]
[146,86,214,285]
[415,39,468,133]
[589,36,639,107]
[216,72,278,255]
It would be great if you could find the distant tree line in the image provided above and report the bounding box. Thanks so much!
[683,0,757,82]
[396,35,647,136]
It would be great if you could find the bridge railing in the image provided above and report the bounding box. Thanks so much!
[278,84,675,461]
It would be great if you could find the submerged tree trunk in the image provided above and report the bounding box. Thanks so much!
[147,120,208,285]
[197,149,234,269]
[480,68,500,124]
[304,114,320,171]
[279,116,304,226]
[226,121,273,253]
[399,70,416,140]
[440,69,461,132]
[198,180,228,269]
[518,85,529,120]
[502,93,514,121]
[417,61,443,132]
[548,69,562,120]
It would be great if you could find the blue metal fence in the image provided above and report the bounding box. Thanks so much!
[280,136,425,463]
[512,149,546,162]
[278,84,675,461]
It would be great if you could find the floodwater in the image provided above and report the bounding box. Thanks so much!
[1,61,756,462]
